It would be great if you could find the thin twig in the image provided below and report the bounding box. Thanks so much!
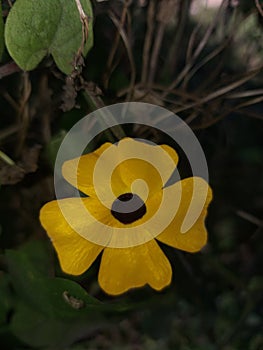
[75,0,87,21]
[74,0,89,68]
[15,72,31,157]
[183,111,199,125]
[186,24,201,64]
[0,150,15,165]
[148,0,177,84]
[103,1,130,89]
[193,94,263,129]
[81,90,126,141]
[162,0,227,97]
[166,0,191,76]
[232,95,263,109]
[1,91,20,111]
[148,22,165,84]
[0,125,20,141]
[204,87,263,108]
[236,210,263,228]
[235,110,263,120]
[192,0,228,60]
[152,83,202,101]
[0,62,21,79]
[109,10,136,101]
[226,89,263,99]
[182,37,231,89]
[141,0,155,84]
[196,56,225,93]
[171,65,263,114]
[255,0,263,16]
[75,0,89,41]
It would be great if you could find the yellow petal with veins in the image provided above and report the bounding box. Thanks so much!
[40,199,105,275]
[98,238,172,295]
[62,142,127,198]
[116,139,178,196]
[156,177,212,252]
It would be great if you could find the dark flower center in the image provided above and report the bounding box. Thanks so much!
[111,193,146,224]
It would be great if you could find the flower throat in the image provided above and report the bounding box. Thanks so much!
[111,193,146,224]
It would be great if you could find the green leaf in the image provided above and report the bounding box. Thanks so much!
[11,300,105,348]
[45,129,67,168]
[5,241,100,314]
[9,275,105,348]
[0,4,4,60]
[7,239,54,278]
[5,241,108,347]
[5,0,93,74]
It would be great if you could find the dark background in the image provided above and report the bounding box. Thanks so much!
[0,1,263,349]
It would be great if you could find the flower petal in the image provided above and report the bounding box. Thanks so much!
[40,198,105,275]
[62,138,178,203]
[156,177,212,252]
[116,138,179,196]
[98,238,172,295]
[62,142,126,198]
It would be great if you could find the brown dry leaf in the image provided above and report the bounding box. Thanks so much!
[0,145,41,185]
[20,144,42,173]
[0,162,25,185]
[60,77,78,112]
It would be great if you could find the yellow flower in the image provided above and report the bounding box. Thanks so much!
[40,138,212,295]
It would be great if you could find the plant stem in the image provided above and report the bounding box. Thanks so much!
[0,150,15,165]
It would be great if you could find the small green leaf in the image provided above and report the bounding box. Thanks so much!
[11,301,103,348]
[5,241,107,347]
[0,4,4,60]
[5,241,100,314]
[4,241,135,347]
[5,0,93,74]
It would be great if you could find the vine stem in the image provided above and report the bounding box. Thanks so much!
[0,150,15,165]
[75,0,87,20]
[255,0,263,16]
[74,0,89,56]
